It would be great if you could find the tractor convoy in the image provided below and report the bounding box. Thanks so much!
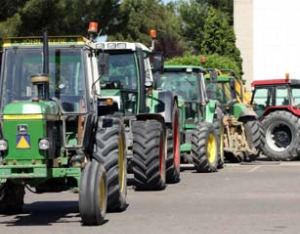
[0,21,298,226]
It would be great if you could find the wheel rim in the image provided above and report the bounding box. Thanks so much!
[266,121,293,152]
[118,135,125,193]
[99,174,106,215]
[207,133,217,164]
[173,114,180,168]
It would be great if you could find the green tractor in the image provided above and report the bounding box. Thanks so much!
[156,65,222,172]
[205,69,263,162]
[0,32,127,225]
[94,41,180,188]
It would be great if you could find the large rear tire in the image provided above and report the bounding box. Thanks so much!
[166,104,180,183]
[192,122,219,172]
[93,117,127,212]
[79,160,107,226]
[0,180,25,214]
[262,111,300,160]
[132,120,166,190]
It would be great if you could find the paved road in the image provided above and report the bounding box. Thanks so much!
[1,161,300,234]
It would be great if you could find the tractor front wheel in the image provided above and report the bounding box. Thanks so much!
[93,116,127,212]
[192,122,219,172]
[262,111,300,160]
[79,160,107,226]
[0,180,25,214]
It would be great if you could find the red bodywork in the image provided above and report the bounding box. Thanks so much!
[251,79,300,87]
[251,79,300,119]
[260,106,300,120]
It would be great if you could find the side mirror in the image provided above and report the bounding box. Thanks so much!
[151,52,164,72]
[97,52,109,76]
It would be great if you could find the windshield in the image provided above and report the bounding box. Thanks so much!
[100,53,138,90]
[216,82,232,104]
[157,71,200,101]
[1,47,86,113]
[291,87,300,105]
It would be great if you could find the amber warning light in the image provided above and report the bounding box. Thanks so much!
[88,22,98,34]
[150,29,157,39]
[285,73,290,79]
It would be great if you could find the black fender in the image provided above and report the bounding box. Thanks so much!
[136,113,166,127]
[156,90,178,125]
[238,109,258,122]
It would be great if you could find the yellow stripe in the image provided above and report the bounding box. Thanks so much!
[3,114,43,120]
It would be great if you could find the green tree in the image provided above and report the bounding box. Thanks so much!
[109,0,185,58]
[201,7,242,73]
[177,0,209,53]
[0,0,120,37]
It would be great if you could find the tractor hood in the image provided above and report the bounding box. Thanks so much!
[3,100,59,116]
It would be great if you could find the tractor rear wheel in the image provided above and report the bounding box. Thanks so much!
[166,104,180,183]
[192,122,219,172]
[79,160,107,226]
[93,116,127,212]
[243,119,263,161]
[0,180,25,214]
[132,120,166,190]
[262,111,300,160]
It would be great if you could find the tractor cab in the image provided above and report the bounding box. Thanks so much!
[94,42,158,116]
[158,65,208,125]
[251,78,300,119]
[0,36,95,152]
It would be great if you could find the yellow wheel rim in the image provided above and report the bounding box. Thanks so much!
[118,135,125,193]
[99,174,106,213]
[207,133,217,164]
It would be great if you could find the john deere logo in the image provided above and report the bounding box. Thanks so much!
[16,135,30,149]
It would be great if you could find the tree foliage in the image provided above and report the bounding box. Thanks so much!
[0,0,241,72]
[108,0,185,58]
[201,7,242,74]
[0,0,120,37]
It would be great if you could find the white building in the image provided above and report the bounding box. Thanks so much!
[234,0,300,88]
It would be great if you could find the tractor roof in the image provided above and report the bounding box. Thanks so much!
[251,79,300,87]
[1,36,85,48]
[163,65,205,72]
[95,41,152,53]
[204,74,234,82]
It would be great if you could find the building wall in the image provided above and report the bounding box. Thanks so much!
[235,0,300,84]
[234,0,253,89]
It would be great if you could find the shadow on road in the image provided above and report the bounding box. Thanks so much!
[0,201,108,226]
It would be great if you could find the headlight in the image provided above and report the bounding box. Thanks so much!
[39,138,50,150]
[117,43,126,49]
[107,43,116,49]
[0,139,8,151]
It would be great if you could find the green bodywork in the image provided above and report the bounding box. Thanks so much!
[160,65,217,154]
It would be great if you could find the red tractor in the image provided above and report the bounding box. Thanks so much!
[251,77,300,160]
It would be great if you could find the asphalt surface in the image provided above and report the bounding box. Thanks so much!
[1,161,300,234]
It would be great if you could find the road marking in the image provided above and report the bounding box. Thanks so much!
[247,165,260,172]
